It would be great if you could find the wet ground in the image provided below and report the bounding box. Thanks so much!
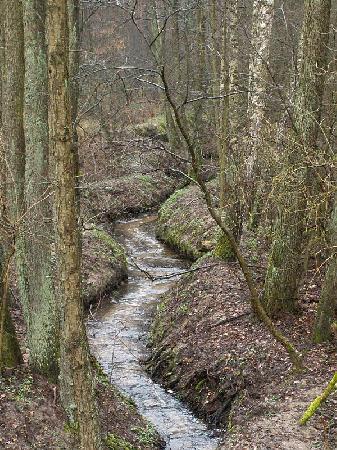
[88,215,219,450]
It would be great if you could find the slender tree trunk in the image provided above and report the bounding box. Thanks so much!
[47,1,102,448]
[192,2,207,167]
[263,0,331,316]
[246,0,275,220]
[23,0,59,379]
[227,0,243,240]
[213,1,242,260]
[0,68,22,368]
[0,0,24,370]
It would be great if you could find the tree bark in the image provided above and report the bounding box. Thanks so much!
[47,1,102,448]
[0,0,23,370]
[313,192,337,342]
[23,0,59,379]
[246,0,275,220]
[263,0,331,316]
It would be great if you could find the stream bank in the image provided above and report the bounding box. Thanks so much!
[149,184,337,449]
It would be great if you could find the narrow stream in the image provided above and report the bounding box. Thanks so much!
[88,215,219,450]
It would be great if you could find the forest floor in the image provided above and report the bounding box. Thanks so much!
[148,183,337,450]
[0,365,163,450]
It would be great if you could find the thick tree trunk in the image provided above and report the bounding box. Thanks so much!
[313,194,337,342]
[47,1,102,448]
[23,0,59,379]
[2,0,32,364]
[263,0,331,316]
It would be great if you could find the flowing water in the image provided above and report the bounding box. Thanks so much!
[88,215,220,450]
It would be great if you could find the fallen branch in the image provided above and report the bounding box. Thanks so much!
[212,311,251,328]
[300,371,337,425]
[129,257,220,281]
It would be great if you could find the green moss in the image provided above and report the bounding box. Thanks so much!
[213,232,235,261]
[15,376,33,403]
[138,174,154,185]
[158,187,188,222]
[157,185,219,260]
[133,114,167,139]
[195,379,206,393]
[106,433,136,450]
[91,228,127,267]
[131,424,157,445]
[178,302,189,314]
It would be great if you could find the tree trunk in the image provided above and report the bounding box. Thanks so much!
[2,0,32,367]
[313,193,337,342]
[47,1,102,448]
[23,0,59,379]
[0,0,22,370]
[263,0,331,316]
[246,0,275,220]
[213,1,242,260]
[0,241,22,369]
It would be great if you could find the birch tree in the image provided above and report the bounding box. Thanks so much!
[246,0,275,217]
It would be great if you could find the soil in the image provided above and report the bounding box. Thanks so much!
[148,184,337,449]
[82,227,128,307]
[79,120,186,224]
[0,366,163,450]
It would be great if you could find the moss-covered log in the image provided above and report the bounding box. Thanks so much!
[300,372,337,425]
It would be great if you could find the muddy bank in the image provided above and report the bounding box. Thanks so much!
[148,255,337,448]
[156,180,220,260]
[79,125,187,224]
[82,171,182,224]
[0,366,163,450]
[82,227,128,307]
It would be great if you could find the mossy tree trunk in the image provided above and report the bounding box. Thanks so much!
[23,0,59,379]
[0,18,22,366]
[2,0,30,369]
[0,242,22,369]
[313,193,337,342]
[263,0,331,316]
[47,1,102,448]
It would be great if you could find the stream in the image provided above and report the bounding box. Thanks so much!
[88,215,219,450]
